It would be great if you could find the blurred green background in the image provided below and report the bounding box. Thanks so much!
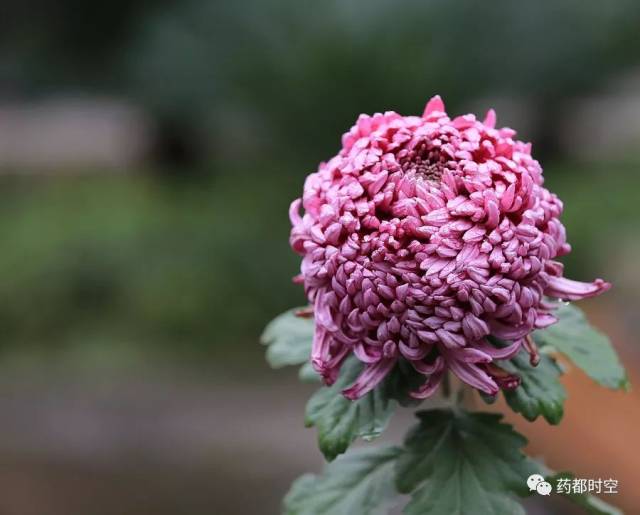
[0,1,639,514]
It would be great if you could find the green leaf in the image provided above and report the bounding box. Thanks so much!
[534,303,628,390]
[305,357,395,461]
[396,409,539,515]
[546,471,623,515]
[283,446,400,515]
[567,493,624,515]
[500,350,566,424]
[298,361,321,383]
[261,308,313,368]
[479,391,498,405]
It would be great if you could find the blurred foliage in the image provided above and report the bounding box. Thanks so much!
[544,163,638,278]
[0,170,304,356]
[0,162,635,357]
[2,1,640,163]
[0,0,638,359]
[0,0,175,94]
[126,0,640,162]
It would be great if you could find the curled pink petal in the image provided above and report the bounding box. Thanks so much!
[314,290,339,332]
[422,95,445,118]
[311,326,334,382]
[288,198,302,225]
[462,313,490,340]
[353,342,382,363]
[342,358,396,400]
[534,313,557,328]
[411,355,444,375]
[410,368,445,399]
[544,276,611,301]
[458,347,492,364]
[483,108,496,129]
[489,318,533,340]
[474,338,522,360]
[398,340,431,360]
[484,362,521,390]
[448,358,499,395]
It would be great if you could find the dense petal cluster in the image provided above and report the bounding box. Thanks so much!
[289,96,610,400]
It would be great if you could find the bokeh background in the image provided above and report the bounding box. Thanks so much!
[0,1,639,514]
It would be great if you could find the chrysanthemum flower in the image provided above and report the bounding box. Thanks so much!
[289,96,610,400]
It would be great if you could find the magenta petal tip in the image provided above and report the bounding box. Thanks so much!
[484,108,496,128]
[545,276,612,301]
[422,95,445,118]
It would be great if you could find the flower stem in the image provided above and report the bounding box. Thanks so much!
[442,371,451,400]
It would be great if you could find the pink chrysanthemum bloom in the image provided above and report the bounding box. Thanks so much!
[289,96,610,400]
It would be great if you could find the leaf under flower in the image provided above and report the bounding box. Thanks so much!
[534,304,628,390]
[263,310,425,460]
[396,409,539,515]
[261,308,314,368]
[499,350,566,424]
[305,356,396,461]
[286,408,625,515]
[283,446,400,515]
[298,361,321,383]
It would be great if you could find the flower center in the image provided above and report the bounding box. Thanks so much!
[399,139,448,183]
[401,155,445,183]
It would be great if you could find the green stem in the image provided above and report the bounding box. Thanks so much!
[442,371,451,400]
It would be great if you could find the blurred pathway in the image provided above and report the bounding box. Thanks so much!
[0,300,636,515]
